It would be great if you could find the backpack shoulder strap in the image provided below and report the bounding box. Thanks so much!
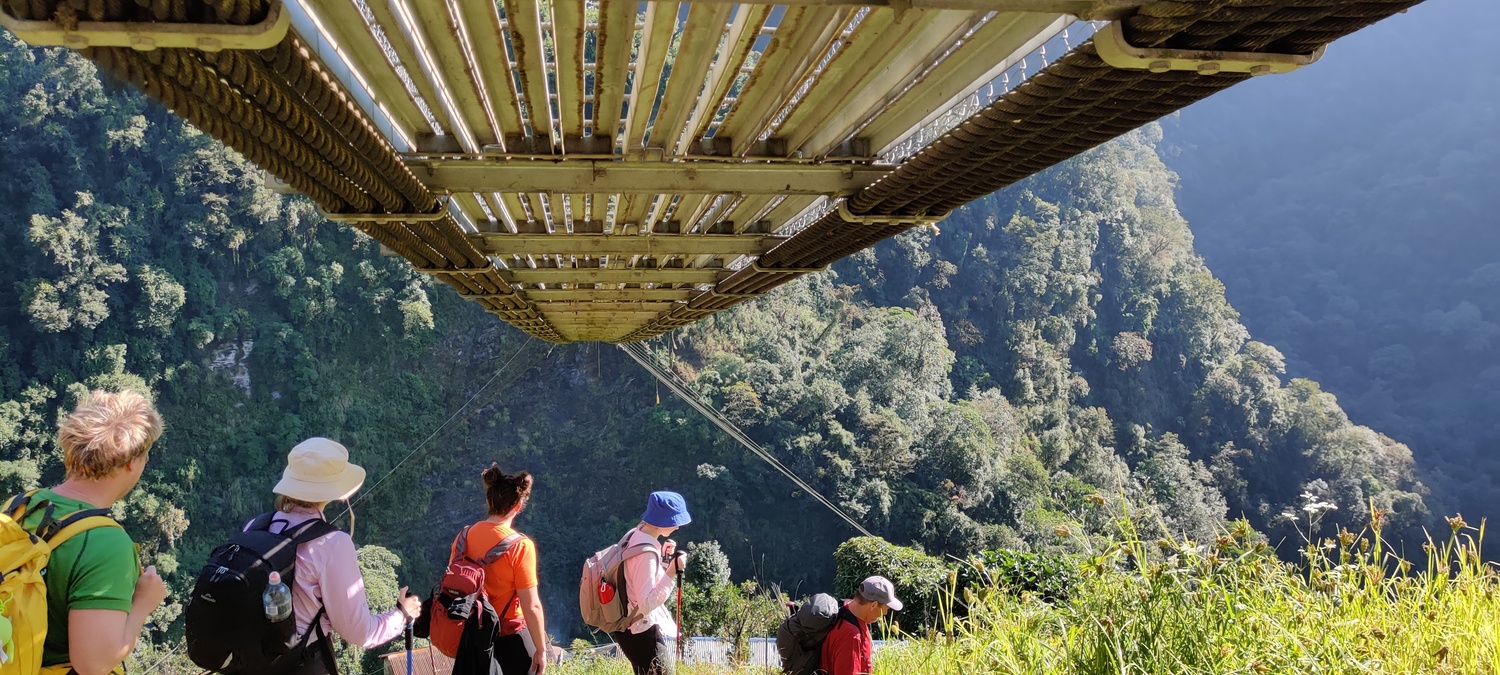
[43,508,121,548]
[297,604,338,672]
[246,512,278,533]
[620,532,661,562]
[270,517,338,670]
[3,491,35,518]
[614,532,661,596]
[451,525,474,563]
[478,532,526,566]
[485,534,527,620]
[834,605,861,634]
[622,542,659,562]
[283,517,339,546]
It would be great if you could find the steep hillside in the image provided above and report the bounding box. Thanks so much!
[1164,0,1500,517]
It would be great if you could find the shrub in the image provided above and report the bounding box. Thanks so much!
[834,536,948,630]
[680,541,787,665]
[958,548,1077,606]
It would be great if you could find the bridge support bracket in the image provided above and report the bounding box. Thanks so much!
[835,200,948,227]
[0,2,289,51]
[459,292,522,300]
[707,290,769,300]
[322,211,448,225]
[414,264,499,276]
[747,262,829,276]
[1094,21,1325,76]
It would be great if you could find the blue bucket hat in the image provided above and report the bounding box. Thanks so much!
[642,491,692,528]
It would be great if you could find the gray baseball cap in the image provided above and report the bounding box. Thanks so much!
[857,576,903,611]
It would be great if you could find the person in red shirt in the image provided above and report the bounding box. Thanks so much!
[820,576,902,675]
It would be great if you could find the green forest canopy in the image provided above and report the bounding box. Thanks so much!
[0,27,1447,653]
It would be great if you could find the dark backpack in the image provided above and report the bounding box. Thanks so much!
[184,513,339,675]
[776,593,842,675]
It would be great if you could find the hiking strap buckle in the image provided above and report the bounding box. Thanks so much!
[36,506,115,543]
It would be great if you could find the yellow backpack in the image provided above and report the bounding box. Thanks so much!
[0,492,121,675]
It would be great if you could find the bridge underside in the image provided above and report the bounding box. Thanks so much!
[1,0,1421,342]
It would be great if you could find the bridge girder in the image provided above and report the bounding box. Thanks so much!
[501,268,732,286]
[683,0,1141,20]
[411,161,892,197]
[471,234,782,257]
[0,0,1425,342]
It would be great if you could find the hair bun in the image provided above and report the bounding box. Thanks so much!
[482,467,533,516]
[481,463,503,487]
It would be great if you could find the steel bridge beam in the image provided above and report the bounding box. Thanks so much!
[534,301,682,313]
[668,0,1140,20]
[524,289,698,301]
[470,233,783,257]
[501,268,731,284]
[545,311,673,323]
[409,160,892,195]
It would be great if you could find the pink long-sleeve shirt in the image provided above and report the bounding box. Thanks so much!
[621,527,677,638]
[250,507,406,649]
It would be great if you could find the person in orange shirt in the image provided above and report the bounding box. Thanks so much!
[450,464,548,674]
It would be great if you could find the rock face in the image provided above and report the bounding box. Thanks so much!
[209,340,255,394]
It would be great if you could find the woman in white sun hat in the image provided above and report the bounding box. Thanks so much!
[256,437,422,674]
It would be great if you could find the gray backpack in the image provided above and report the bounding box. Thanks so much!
[579,528,660,633]
[776,593,841,674]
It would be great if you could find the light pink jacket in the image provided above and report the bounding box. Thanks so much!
[622,527,677,638]
[254,507,406,648]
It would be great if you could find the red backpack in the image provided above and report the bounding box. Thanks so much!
[420,526,527,658]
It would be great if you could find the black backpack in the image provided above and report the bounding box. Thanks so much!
[775,593,842,675]
[184,513,340,674]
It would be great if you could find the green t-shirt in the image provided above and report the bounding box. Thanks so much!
[19,489,139,666]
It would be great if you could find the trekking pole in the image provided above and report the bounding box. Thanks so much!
[674,551,686,663]
[404,621,414,675]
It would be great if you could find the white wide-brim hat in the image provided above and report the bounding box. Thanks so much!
[273,437,366,503]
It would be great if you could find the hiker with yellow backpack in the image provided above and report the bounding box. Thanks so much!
[0,389,169,675]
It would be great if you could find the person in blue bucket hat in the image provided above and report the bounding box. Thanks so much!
[611,491,691,674]
[642,491,692,528]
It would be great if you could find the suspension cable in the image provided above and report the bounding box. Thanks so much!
[618,342,876,539]
[336,336,547,521]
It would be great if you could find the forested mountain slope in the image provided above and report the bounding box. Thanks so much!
[0,30,1431,651]
[1165,0,1500,517]
[675,126,1427,560]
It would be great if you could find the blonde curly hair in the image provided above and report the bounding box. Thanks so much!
[59,389,163,480]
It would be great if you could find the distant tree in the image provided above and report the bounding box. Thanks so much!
[1133,433,1227,542]
[1111,332,1153,370]
[133,264,185,334]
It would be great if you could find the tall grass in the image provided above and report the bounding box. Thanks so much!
[552,660,758,675]
[134,509,1500,674]
[878,508,1500,674]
